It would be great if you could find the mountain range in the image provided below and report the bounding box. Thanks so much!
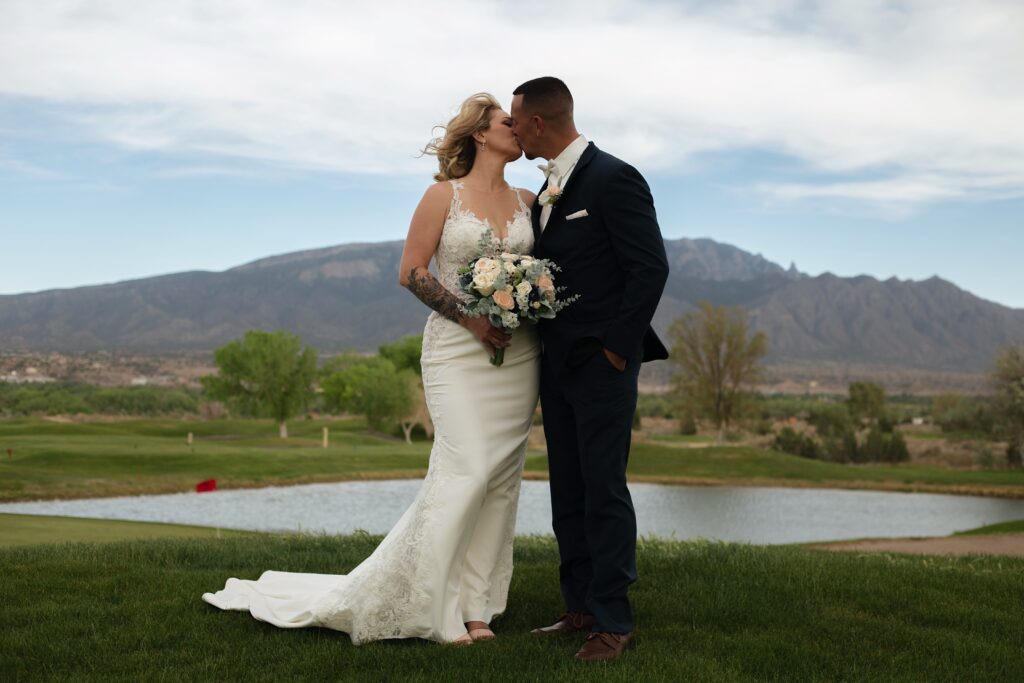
[2,237,1022,372]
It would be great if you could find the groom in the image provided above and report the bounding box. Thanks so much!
[511,77,669,662]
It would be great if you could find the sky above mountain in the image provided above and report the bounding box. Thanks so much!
[1,0,1021,307]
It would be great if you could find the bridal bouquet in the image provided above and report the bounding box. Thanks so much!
[458,242,577,367]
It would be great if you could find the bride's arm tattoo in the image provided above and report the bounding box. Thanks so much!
[405,267,464,325]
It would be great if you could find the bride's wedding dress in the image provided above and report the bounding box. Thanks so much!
[202,180,540,644]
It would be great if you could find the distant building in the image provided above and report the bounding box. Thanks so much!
[0,370,56,384]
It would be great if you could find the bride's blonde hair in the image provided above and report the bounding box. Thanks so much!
[423,93,502,182]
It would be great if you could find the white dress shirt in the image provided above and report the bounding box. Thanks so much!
[540,134,589,231]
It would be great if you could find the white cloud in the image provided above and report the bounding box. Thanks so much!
[1,0,1022,207]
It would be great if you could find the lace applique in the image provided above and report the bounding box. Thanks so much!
[313,362,477,643]
[312,467,449,643]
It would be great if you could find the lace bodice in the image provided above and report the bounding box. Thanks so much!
[422,180,535,361]
[434,179,534,293]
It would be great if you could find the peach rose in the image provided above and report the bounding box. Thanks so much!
[492,289,515,310]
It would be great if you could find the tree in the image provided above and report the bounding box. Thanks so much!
[668,302,767,441]
[201,330,317,438]
[847,382,886,424]
[809,404,854,440]
[931,393,964,427]
[931,392,995,435]
[378,335,423,377]
[991,345,1024,468]
[378,335,432,443]
[320,355,415,438]
[807,404,859,462]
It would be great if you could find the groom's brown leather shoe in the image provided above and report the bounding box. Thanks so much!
[574,631,635,662]
[530,611,595,636]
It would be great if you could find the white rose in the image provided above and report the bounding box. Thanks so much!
[472,274,496,295]
[472,258,502,294]
[474,258,501,277]
[515,281,532,297]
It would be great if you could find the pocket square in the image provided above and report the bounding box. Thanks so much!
[566,209,589,221]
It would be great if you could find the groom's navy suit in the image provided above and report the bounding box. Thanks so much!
[533,142,669,634]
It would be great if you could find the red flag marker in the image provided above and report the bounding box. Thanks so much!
[195,479,217,493]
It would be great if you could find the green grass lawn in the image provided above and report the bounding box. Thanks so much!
[0,512,258,547]
[646,433,716,444]
[1,535,1021,682]
[0,417,434,502]
[527,438,1024,495]
[2,417,1023,503]
[956,519,1024,536]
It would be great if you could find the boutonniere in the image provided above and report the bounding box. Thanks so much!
[539,185,562,207]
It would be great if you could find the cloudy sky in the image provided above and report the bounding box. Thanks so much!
[2,0,1022,306]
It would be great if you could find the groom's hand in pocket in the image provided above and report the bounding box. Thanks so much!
[603,347,627,372]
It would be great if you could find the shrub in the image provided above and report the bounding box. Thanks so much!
[825,431,861,463]
[679,414,698,436]
[636,394,675,418]
[809,405,855,440]
[932,394,995,435]
[0,383,201,417]
[860,427,910,463]
[771,427,822,460]
[877,414,896,434]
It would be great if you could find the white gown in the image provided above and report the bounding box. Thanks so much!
[202,180,540,644]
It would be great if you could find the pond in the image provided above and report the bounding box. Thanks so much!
[3,480,1024,544]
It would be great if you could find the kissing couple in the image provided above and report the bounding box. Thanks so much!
[203,76,670,663]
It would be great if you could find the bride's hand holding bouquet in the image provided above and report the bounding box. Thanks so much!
[458,241,577,366]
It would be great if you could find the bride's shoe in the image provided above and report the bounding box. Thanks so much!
[465,621,495,641]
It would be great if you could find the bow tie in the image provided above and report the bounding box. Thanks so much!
[537,160,558,178]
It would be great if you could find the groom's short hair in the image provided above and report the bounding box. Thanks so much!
[513,77,573,124]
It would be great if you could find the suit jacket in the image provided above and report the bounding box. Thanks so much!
[533,142,670,370]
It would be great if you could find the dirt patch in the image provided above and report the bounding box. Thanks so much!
[813,533,1024,557]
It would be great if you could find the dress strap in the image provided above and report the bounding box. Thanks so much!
[512,187,529,212]
[448,179,464,218]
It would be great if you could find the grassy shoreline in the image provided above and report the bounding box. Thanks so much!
[6,512,1021,551]
[0,512,259,547]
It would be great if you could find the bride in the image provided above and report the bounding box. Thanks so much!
[202,93,540,647]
